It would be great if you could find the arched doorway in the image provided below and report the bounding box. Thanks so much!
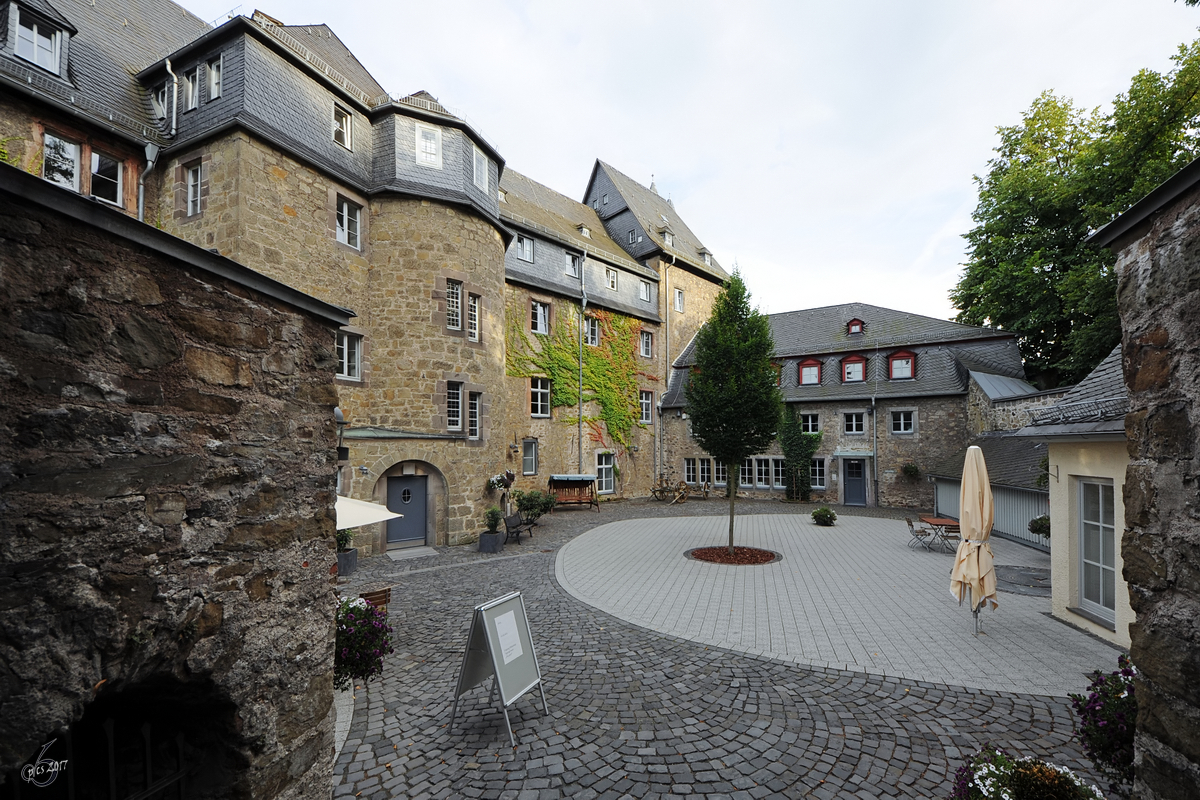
[380,461,446,550]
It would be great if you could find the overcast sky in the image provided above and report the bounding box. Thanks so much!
[183,1,1200,321]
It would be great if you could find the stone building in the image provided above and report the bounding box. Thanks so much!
[1091,157,1200,799]
[0,164,348,795]
[660,302,1034,508]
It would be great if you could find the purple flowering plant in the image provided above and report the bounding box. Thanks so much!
[334,597,394,691]
[1069,654,1137,795]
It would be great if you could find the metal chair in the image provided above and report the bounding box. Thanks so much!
[906,518,934,550]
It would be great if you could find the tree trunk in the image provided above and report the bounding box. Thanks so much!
[727,471,738,554]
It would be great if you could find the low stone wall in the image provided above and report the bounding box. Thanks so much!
[0,168,343,797]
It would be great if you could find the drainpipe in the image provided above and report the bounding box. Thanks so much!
[871,395,878,506]
[164,59,178,138]
[578,254,587,474]
[137,142,160,222]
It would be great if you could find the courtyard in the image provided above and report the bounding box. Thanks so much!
[333,500,1117,799]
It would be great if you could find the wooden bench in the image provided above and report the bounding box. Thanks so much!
[358,588,391,615]
[548,474,599,511]
[503,513,535,543]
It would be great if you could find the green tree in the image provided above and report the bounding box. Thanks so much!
[953,40,1200,387]
[778,407,822,502]
[685,272,781,552]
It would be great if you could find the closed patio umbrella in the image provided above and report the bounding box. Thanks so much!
[335,495,402,529]
[949,446,997,635]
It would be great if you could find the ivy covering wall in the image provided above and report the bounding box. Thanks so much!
[506,301,656,449]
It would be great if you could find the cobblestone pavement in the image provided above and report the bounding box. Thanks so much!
[335,500,1107,798]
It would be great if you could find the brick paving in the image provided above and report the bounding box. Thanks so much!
[335,499,1109,798]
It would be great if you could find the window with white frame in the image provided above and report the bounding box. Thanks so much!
[811,459,826,489]
[640,331,653,358]
[207,56,222,99]
[565,253,579,277]
[531,377,550,417]
[640,390,653,424]
[499,189,507,203]
[799,359,822,385]
[714,460,727,485]
[628,230,635,244]
[664,231,674,247]
[740,459,753,487]
[606,268,618,290]
[1079,481,1116,621]
[756,459,771,488]
[467,294,480,342]
[585,317,600,346]
[843,357,865,382]
[333,104,352,149]
[446,381,462,431]
[845,412,865,434]
[674,288,685,312]
[530,301,549,335]
[336,197,361,249]
[699,459,711,485]
[703,252,712,266]
[473,145,488,191]
[639,280,651,302]
[186,163,202,216]
[890,352,915,380]
[891,410,915,434]
[801,413,819,433]
[602,193,608,205]
[515,234,534,262]
[523,439,538,475]
[596,452,614,493]
[468,392,481,440]
[16,11,60,72]
[416,123,441,168]
[90,151,122,206]
[152,84,168,119]
[684,458,697,484]
[445,280,463,329]
[183,68,199,111]
[336,331,362,380]
[579,225,590,238]
[42,133,79,190]
[773,459,787,488]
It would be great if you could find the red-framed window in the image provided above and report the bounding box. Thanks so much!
[889,350,916,380]
[842,354,866,383]
[798,358,822,385]
[847,318,865,335]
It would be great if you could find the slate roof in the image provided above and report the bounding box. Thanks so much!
[592,160,729,282]
[660,303,1025,409]
[969,370,1039,400]
[1015,346,1127,438]
[0,0,211,142]
[500,169,652,277]
[272,22,386,100]
[925,432,1048,492]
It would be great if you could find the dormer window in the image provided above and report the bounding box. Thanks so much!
[798,358,822,385]
[889,350,916,380]
[847,318,864,335]
[152,84,168,119]
[498,189,507,203]
[472,145,488,191]
[842,355,866,383]
[16,11,61,73]
[333,104,352,149]
[663,231,674,247]
[578,224,590,238]
[703,252,712,266]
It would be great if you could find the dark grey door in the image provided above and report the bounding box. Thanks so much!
[387,475,427,547]
[844,459,866,506]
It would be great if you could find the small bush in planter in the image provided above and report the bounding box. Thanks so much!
[811,506,837,526]
[484,506,502,533]
[334,597,394,691]
[1028,514,1051,537]
[336,528,353,552]
[949,745,1103,799]
[900,462,920,479]
[1069,654,1137,795]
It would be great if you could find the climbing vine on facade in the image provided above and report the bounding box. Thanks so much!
[506,302,656,448]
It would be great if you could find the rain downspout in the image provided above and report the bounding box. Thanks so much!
[137,143,159,222]
[578,253,587,474]
[872,342,880,506]
[164,59,178,138]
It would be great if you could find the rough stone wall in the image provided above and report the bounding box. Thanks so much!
[658,260,724,367]
[1113,183,1200,799]
[966,376,1066,435]
[0,190,338,795]
[500,284,659,499]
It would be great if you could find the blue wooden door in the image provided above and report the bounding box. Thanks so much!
[387,475,427,547]
[844,459,866,506]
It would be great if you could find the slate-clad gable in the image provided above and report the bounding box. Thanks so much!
[1015,345,1126,437]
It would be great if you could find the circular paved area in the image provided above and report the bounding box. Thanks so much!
[556,515,1117,696]
[335,501,1110,798]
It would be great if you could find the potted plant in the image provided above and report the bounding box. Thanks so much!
[334,597,394,691]
[478,506,504,553]
[811,506,837,527]
[900,462,920,480]
[1028,514,1051,537]
[336,528,357,576]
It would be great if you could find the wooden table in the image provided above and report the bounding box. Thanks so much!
[919,516,962,553]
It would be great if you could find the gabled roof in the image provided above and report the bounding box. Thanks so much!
[0,0,211,142]
[585,160,729,282]
[1015,346,1127,438]
[271,22,386,100]
[500,169,655,279]
[926,432,1048,492]
[21,0,76,32]
[970,371,1041,401]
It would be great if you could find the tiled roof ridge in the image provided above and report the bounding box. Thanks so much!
[275,21,387,97]
[768,301,1004,332]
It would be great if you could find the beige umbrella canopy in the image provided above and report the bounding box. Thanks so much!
[335,495,402,529]
[949,446,997,633]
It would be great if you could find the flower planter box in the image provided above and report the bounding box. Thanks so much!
[478,531,504,554]
[336,547,358,576]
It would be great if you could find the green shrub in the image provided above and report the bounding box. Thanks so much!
[336,528,353,552]
[512,489,556,521]
[484,506,502,533]
[811,506,837,526]
[1029,514,1051,536]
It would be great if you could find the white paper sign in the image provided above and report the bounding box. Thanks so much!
[494,610,523,664]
